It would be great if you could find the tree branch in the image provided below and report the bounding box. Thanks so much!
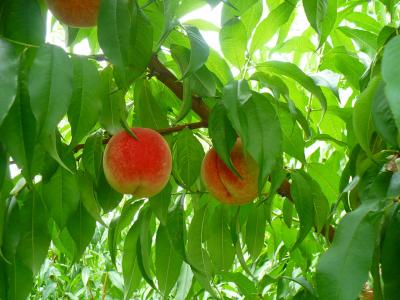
[73,121,208,152]
[83,54,211,121]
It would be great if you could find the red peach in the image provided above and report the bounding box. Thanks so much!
[46,0,99,28]
[103,128,172,198]
[201,141,259,205]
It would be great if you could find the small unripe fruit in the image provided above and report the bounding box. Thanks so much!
[46,0,100,28]
[201,141,259,205]
[103,128,172,198]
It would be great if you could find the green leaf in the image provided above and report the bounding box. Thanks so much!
[138,208,155,288]
[162,0,179,40]
[220,18,248,68]
[2,191,51,300]
[134,79,169,130]
[382,35,400,144]
[66,200,96,262]
[337,26,378,53]
[307,162,340,203]
[388,172,400,198]
[245,204,266,260]
[187,205,212,276]
[149,182,172,226]
[99,67,127,135]
[175,263,194,300]
[206,49,233,85]
[77,170,104,225]
[372,81,398,147]
[0,38,19,127]
[0,261,5,299]
[29,44,73,137]
[207,206,235,272]
[15,190,51,274]
[82,131,104,182]
[41,131,73,174]
[190,65,217,98]
[123,219,142,300]
[166,198,187,262]
[0,49,37,179]
[220,272,258,298]
[109,200,143,265]
[345,12,382,34]
[353,76,380,155]
[183,19,220,31]
[320,47,366,89]
[250,2,296,55]
[98,0,153,88]
[257,61,327,115]
[283,199,294,228]
[309,178,330,232]
[303,0,337,46]
[171,44,216,121]
[0,0,45,45]
[173,129,205,188]
[234,93,282,193]
[291,171,315,247]
[68,56,102,146]
[221,0,259,31]
[177,77,192,123]
[182,26,209,78]
[381,205,400,298]
[279,108,306,162]
[155,225,183,297]
[96,167,123,213]
[208,102,237,174]
[42,167,80,229]
[316,203,383,300]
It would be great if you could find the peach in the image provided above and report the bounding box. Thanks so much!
[46,0,100,28]
[201,140,259,205]
[103,128,172,198]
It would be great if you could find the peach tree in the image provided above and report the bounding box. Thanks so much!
[0,0,399,299]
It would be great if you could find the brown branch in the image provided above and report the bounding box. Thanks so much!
[83,54,210,120]
[148,55,210,121]
[73,121,208,152]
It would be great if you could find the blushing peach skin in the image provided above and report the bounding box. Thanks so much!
[201,141,259,205]
[46,0,100,27]
[103,128,172,198]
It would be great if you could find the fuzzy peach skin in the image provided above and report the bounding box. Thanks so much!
[201,141,259,205]
[103,128,172,198]
[46,0,100,27]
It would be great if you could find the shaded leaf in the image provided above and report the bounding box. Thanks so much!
[29,44,73,137]
[42,167,80,229]
[173,129,205,188]
[207,206,235,271]
[316,203,383,300]
[155,225,183,297]
[68,57,102,146]
[98,0,153,87]
[0,38,19,127]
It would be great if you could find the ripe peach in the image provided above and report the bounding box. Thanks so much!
[103,128,172,198]
[46,0,100,28]
[201,141,259,205]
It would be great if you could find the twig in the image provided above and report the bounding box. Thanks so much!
[73,121,208,152]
